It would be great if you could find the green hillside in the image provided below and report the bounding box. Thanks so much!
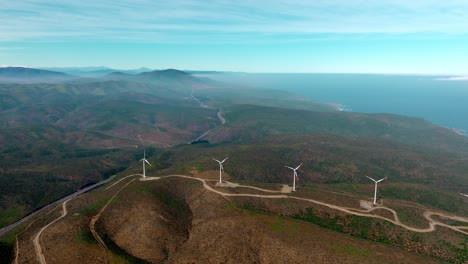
[207,104,468,154]
[149,134,468,214]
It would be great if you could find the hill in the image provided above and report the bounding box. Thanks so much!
[1,70,468,263]
[205,104,468,154]
[0,67,75,83]
[8,175,457,263]
[3,68,341,229]
[40,67,152,77]
[0,78,220,229]
[151,134,468,209]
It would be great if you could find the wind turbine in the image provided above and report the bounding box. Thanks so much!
[366,176,387,205]
[140,150,151,178]
[285,163,302,191]
[460,193,468,198]
[213,157,228,184]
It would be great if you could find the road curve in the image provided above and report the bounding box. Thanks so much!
[23,173,468,264]
[152,175,468,235]
[33,199,71,264]
[189,89,226,143]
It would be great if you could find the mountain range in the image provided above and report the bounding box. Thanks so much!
[0,66,467,263]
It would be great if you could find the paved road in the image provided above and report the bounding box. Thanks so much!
[0,175,116,238]
[190,89,226,143]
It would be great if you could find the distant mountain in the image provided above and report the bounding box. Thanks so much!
[185,70,225,74]
[137,69,194,80]
[41,67,153,77]
[104,71,133,80]
[0,67,75,83]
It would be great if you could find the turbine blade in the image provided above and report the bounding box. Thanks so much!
[285,166,294,170]
[376,177,387,183]
[213,158,221,163]
[295,163,303,170]
[221,157,228,163]
[145,159,151,166]
[220,164,224,171]
[366,176,376,182]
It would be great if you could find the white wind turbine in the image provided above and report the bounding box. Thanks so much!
[140,150,151,178]
[460,193,468,198]
[366,176,387,205]
[285,163,302,191]
[213,157,228,184]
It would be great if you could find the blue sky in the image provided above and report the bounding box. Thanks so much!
[1,0,468,74]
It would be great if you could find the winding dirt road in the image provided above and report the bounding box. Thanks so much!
[153,175,468,235]
[89,178,137,253]
[27,173,468,263]
[33,199,71,264]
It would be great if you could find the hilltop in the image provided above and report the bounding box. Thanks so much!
[0,67,75,83]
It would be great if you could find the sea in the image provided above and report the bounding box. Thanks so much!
[198,73,468,136]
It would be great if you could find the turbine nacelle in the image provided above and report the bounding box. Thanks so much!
[285,163,302,172]
[366,176,386,183]
[213,157,228,164]
[141,158,151,166]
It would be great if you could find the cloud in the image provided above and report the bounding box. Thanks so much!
[436,76,468,81]
[2,0,468,43]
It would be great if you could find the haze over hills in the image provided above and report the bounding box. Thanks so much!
[0,67,76,83]
[4,1,468,262]
[39,67,153,77]
[0,67,333,228]
[0,67,467,263]
[201,72,468,135]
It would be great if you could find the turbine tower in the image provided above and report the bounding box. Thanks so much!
[366,176,387,205]
[285,163,302,191]
[140,150,151,178]
[213,157,228,184]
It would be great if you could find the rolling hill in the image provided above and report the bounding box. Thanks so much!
[205,104,468,154]
[0,67,75,83]
[0,68,467,263]
[0,68,332,229]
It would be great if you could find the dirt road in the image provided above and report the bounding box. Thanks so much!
[153,175,468,235]
[0,175,116,239]
[90,179,137,253]
[26,173,468,263]
[33,199,71,264]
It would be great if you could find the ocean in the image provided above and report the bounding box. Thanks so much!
[199,73,468,135]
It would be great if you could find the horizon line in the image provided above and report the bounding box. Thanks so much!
[1,65,467,77]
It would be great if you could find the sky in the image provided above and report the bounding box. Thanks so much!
[1,0,468,74]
